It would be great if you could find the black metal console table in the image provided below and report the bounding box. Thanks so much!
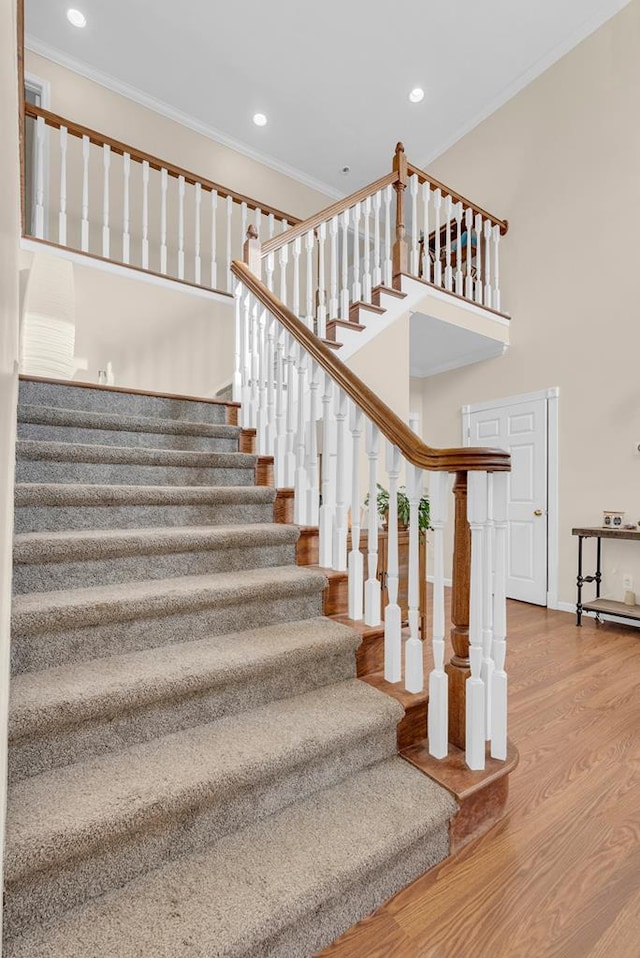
[572,527,640,626]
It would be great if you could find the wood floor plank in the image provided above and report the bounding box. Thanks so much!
[318,603,640,957]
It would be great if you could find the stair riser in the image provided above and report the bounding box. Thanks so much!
[4,726,397,939]
[16,461,255,487]
[12,591,323,674]
[13,543,296,594]
[17,423,239,453]
[14,501,276,534]
[18,381,231,425]
[9,646,358,782]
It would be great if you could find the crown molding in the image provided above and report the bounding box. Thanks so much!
[25,36,343,202]
[422,0,631,166]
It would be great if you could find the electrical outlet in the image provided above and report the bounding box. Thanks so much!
[623,574,633,592]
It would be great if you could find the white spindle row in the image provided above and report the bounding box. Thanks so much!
[233,269,509,772]
[25,115,291,291]
[406,172,502,312]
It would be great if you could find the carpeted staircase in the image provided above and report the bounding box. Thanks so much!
[4,378,456,958]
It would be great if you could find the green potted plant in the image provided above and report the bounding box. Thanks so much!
[365,483,430,532]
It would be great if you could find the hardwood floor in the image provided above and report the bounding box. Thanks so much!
[319,601,640,957]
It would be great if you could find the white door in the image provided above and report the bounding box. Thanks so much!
[466,397,548,605]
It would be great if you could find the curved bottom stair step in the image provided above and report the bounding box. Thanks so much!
[4,758,456,958]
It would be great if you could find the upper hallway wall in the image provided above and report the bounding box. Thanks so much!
[412,0,640,606]
[24,50,334,222]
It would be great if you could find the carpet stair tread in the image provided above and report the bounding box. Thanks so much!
[9,617,359,744]
[5,680,403,884]
[17,404,242,439]
[16,439,255,469]
[14,482,276,507]
[4,758,455,958]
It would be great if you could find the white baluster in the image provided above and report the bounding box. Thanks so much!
[492,225,501,312]
[405,456,424,693]
[482,472,494,741]
[484,219,492,308]
[278,243,289,308]
[444,195,453,291]
[317,222,327,338]
[249,296,260,430]
[421,182,430,282]
[384,443,402,683]
[141,160,149,269]
[465,207,473,300]
[122,152,130,264]
[340,209,350,320]
[268,213,275,239]
[240,289,252,423]
[284,336,297,487]
[265,313,276,455]
[241,202,248,258]
[305,229,315,328]
[428,471,449,759]
[329,215,339,318]
[264,250,275,293]
[362,196,372,302]
[383,185,393,286]
[194,182,202,285]
[491,471,508,760]
[33,116,46,239]
[409,173,419,276]
[292,236,301,316]
[255,208,262,246]
[160,167,168,273]
[210,189,218,289]
[177,174,185,280]
[233,282,242,404]
[352,202,361,303]
[455,202,463,295]
[306,361,320,526]
[226,195,233,292]
[474,213,483,304]
[333,389,348,571]
[319,374,336,568]
[273,326,286,484]
[372,190,382,289]
[348,404,364,620]
[433,188,442,287]
[364,423,381,626]
[102,144,111,258]
[81,133,90,251]
[467,470,487,770]
[257,307,268,453]
[294,349,308,524]
[58,125,67,246]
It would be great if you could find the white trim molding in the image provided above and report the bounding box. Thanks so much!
[25,37,343,202]
[462,387,560,610]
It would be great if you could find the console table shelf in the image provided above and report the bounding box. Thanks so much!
[572,527,640,626]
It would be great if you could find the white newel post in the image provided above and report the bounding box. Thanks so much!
[482,472,495,741]
[466,470,488,770]
[348,404,364,620]
[405,457,424,694]
[383,443,402,683]
[364,422,381,627]
[428,470,449,759]
[333,389,348,572]
[491,471,508,760]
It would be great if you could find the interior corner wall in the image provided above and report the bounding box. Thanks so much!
[0,0,21,947]
[24,50,333,220]
[413,0,640,608]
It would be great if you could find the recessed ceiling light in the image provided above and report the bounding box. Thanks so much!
[409,88,425,103]
[340,166,351,175]
[253,113,267,127]
[66,8,87,27]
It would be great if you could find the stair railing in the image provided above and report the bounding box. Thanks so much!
[231,249,510,771]
[22,103,299,294]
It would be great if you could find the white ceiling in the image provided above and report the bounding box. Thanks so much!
[26,0,629,196]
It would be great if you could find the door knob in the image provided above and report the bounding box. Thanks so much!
[534,509,543,516]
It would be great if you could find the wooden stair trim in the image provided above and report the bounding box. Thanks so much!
[322,338,342,350]
[326,319,366,342]
[372,284,407,303]
[349,301,385,319]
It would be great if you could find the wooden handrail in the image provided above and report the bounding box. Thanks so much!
[23,103,301,226]
[260,170,399,256]
[231,259,510,474]
[407,163,509,235]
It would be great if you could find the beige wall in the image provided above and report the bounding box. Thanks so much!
[412,0,640,608]
[25,50,332,222]
[1,1,20,948]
